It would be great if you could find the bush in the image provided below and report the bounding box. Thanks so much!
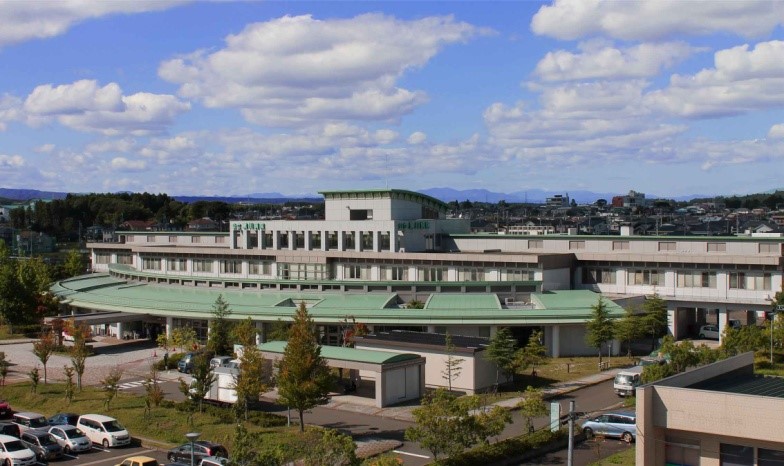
[437,429,565,466]
[154,352,184,371]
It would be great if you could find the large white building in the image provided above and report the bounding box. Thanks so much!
[52,189,784,358]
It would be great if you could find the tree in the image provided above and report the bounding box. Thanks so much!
[171,326,198,352]
[517,330,548,377]
[405,389,478,461]
[207,294,233,356]
[267,319,290,341]
[233,343,268,421]
[484,327,518,386]
[305,429,359,466]
[68,320,91,390]
[276,302,333,432]
[232,317,258,348]
[517,386,548,434]
[721,325,766,356]
[101,367,123,410]
[188,353,215,413]
[32,331,56,384]
[63,249,85,277]
[615,307,644,358]
[642,294,668,352]
[50,318,65,347]
[0,353,8,386]
[661,337,698,373]
[63,366,75,404]
[585,297,616,366]
[406,299,425,309]
[441,332,465,392]
[144,363,165,412]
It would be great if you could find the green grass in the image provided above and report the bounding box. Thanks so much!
[588,446,635,465]
[0,382,295,450]
[0,325,26,340]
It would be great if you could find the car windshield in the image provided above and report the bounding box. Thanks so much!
[39,434,57,446]
[102,420,125,432]
[29,418,48,428]
[4,440,26,452]
[615,374,633,384]
[65,428,86,439]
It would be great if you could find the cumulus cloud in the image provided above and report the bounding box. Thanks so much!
[159,13,486,126]
[110,156,146,171]
[0,94,22,131]
[0,154,24,168]
[534,41,695,81]
[35,144,55,153]
[645,40,784,118]
[769,124,784,139]
[24,80,190,135]
[0,0,187,47]
[531,0,784,41]
[408,131,427,144]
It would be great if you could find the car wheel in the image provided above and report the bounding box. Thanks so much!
[102,439,109,448]
[699,334,705,338]
[622,432,634,443]
[168,453,176,461]
[583,427,594,439]
[4,459,11,466]
[63,445,71,455]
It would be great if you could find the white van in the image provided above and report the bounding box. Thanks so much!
[613,366,644,397]
[76,414,130,448]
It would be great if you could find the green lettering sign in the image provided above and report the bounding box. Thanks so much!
[232,222,266,231]
[397,221,431,230]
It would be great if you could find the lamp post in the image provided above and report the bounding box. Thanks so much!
[185,432,200,466]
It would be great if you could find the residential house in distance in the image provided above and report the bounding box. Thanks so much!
[187,217,219,232]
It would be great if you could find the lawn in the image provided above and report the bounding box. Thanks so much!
[588,445,635,465]
[0,381,294,450]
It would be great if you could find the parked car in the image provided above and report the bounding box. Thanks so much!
[0,422,20,438]
[581,411,637,443]
[698,324,720,340]
[77,414,131,448]
[209,356,232,369]
[199,457,228,466]
[115,456,160,466]
[178,352,197,373]
[0,433,36,466]
[20,430,63,462]
[167,440,228,463]
[0,400,11,419]
[163,463,190,466]
[48,425,92,454]
[48,412,80,426]
[11,412,48,433]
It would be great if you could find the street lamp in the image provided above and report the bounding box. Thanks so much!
[185,432,200,466]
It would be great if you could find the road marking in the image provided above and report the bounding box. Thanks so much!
[118,379,160,390]
[393,450,430,459]
[91,445,111,453]
[63,454,78,460]
[79,449,155,466]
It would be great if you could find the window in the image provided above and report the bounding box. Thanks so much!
[612,241,629,250]
[751,273,772,290]
[569,241,585,250]
[528,239,543,249]
[627,269,662,286]
[503,269,534,281]
[582,268,616,284]
[191,236,201,244]
[279,263,329,280]
[658,241,676,251]
[193,259,213,273]
[419,267,446,282]
[345,265,370,280]
[760,243,780,254]
[720,443,753,466]
[142,258,161,270]
[167,258,187,272]
[382,266,408,281]
[707,242,726,252]
[168,236,177,243]
[220,259,242,274]
[677,271,717,288]
[759,448,784,466]
[458,268,483,281]
[146,235,156,243]
[94,253,111,264]
[729,272,746,289]
[116,254,133,265]
[248,260,272,275]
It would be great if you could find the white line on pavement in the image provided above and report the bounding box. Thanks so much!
[393,450,430,459]
[79,449,156,466]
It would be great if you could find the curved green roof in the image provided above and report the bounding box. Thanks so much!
[259,341,420,365]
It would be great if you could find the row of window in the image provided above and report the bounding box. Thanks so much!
[544,240,781,254]
[582,268,773,290]
[721,443,784,466]
[132,235,226,244]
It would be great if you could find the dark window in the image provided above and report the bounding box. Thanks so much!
[759,448,784,466]
[721,443,753,466]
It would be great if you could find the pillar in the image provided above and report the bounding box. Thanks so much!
[373,231,380,252]
[116,322,124,339]
[667,308,677,338]
[166,316,173,339]
[288,231,295,250]
[375,372,385,408]
[272,231,279,249]
[551,325,560,358]
[255,321,265,345]
[389,229,397,252]
[338,231,345,251]
[718,307,729,343]
[321,230,328,251]
[304,231,312,251]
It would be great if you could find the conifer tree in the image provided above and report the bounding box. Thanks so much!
[207,294,233,356]
[585,297,615,366]
[276,302,333,432]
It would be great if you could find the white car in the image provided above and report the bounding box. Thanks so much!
[0,434,37,466]
[76,414,131,448]
[698,324,720,340]
[48,425,92,454]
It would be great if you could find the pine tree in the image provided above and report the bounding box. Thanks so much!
[615,307,644,358]
[518,330,548,377]
[585,297,615,366]
[276,302,333,432]
[441,332,465,392]
[484,327,518,386]
[207,294,233,356]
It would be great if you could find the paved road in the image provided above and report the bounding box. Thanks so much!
[32,444,169,466]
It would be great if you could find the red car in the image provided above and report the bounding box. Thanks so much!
[0,400,11,418]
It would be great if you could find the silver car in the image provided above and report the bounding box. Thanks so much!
[48,425,92,454]
[581,411,636,443]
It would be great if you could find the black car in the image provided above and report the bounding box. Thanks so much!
[167,440,228,463]
[47,413,80,426]
[20,430,64,462]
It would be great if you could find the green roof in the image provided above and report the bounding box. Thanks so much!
[259,341,420,365]
[51,274,619,325]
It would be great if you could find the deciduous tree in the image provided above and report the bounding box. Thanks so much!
[276,302,333,432]
[189,354,215,413]
[101,367,123,410]
[517,386,548,434]
[614,307,644,358]
[33,331,55,384]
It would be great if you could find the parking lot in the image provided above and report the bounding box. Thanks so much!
[32,444,169,466]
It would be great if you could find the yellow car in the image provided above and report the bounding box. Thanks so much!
[115,456,160,466]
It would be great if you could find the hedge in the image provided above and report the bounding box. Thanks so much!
[435,429,568,466]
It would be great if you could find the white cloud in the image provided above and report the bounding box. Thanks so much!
[0,154,24,168]
[24,80,190,135]
[0,0,187,47]
[0,94,22,131]
[769,124,784,139]
[645,40,784,118]
[110,157,146,171]
[531,0,784,41]
[408,131,427,144]
[159,13,486,126]
[534,41,695,81]
[35,143,55,153]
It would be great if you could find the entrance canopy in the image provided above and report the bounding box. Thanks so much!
[44,311,163,326]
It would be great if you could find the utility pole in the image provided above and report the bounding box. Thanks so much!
[567,400,575,466]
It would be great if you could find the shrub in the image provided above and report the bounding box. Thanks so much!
[437,429,565,466]
[154,352,184,371]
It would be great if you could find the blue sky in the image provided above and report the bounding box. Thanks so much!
[1,0,783,198]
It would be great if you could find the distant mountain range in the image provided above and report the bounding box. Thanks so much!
[0,186,760,205]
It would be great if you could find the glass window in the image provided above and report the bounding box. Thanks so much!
[382,266,408,281]
[116,254,133,265]
[569,241,585,250]
[528,239,543,249]
[167,258,187,272]
[193,259,213,273]
[707,242,726,252]
[677,271,717,288]
[583,268,616,285]
[248,260,272,276]
[142,258,161,270]
[220,260,242,274]
[759,243,779,254]
[627,270,662,286]
[759,448,784,466]
[458,268,483,281]
[94,253,111,264]
[191,236,201,244]
[720,443,753,466]
[658,241,676,251]
[418,267,446,282]
[168,236,177,243]
[215,236,226,244]
[750,273,772,290]
[729,272,746,289]
[146,235,155,243]
[612,241,629,250]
